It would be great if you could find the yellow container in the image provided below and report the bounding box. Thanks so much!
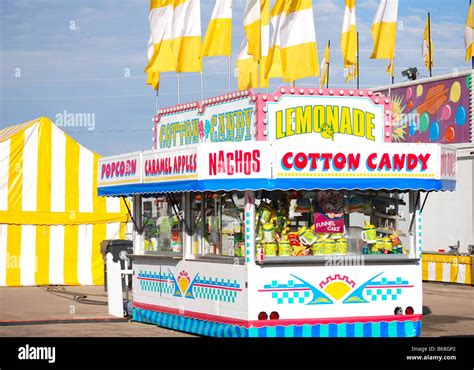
[383,237,392,253]
[324,239,336,254]
[278,241,292,256]
[311,240,325,255]
[265,242,278,256]
[335,238,348,254]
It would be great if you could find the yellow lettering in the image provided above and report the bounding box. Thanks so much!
[353,109,365,137]
[276,110,284,139]
[285,108,295,137]
[295,105,312,135]
[339,107,352,135]
[313,106,324,133]
[327,106,340,133]
[366,112,375,141]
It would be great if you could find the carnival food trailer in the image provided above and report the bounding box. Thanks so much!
[97,87,457,337]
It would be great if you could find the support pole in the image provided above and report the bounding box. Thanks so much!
[228,55,232,92]
[391,57,395,85]
[356,32,360,89]
[428,12,432,77]
[155,88,159,114]
[177,73,181,104]
[326,40,330,89]
[200,72,204,101]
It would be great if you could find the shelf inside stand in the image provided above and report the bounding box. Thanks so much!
[375,228,406,237]
[373,212,406,221]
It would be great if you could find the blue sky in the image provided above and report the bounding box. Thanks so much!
[0,0,470,156]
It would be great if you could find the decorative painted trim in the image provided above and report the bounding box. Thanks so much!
[133,304,422,337]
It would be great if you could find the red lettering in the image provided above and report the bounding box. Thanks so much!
[393,154,405,171]
[378,153,392,170]
[367,153,377,170]
[321,153,332,170]
[244,152,251,175]
[407,154,418,171]
[227,152,234,175]
[252,150,260,173]
[333,153,346,171]
[308,153,320,170]
[347,153,360,171]
[294,152,308,170]
[209,153,217,176]
[418,153,431,171]
[282,152,293,170]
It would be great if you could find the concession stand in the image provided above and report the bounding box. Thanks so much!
[97,87,457,337]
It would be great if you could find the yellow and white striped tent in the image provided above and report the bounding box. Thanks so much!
[0,117,130,287]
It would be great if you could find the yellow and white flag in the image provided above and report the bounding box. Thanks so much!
[172,0,202,72]
[345,62,358,82]
[146,36,161,90]
[145,0,175,81]
[341,0,357,73]
[266,0,319,82]
[237,0,270,89]
[465,3,473,61]
[320,42,330,88]
[203,0,232,57]
[422,16,434,70]
[386,58,394,78]
[243,0,263,61]
[371,0,398,59]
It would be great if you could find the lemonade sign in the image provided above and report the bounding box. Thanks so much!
[267,95,385,144]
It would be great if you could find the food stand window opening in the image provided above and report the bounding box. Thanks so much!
[142,193,184,255]
[190,191,245,260]
[254,190,416,259]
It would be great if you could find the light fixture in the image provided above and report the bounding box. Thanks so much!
[401,67,418,81]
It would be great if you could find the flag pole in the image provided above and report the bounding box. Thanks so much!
[428,12,432,77]
[471,0,473,70]
[356,32,360,89]
[228,55,232,92]
[177,73,181,104]
[258,61,261,91]
[326,40,330,88]
[155,88,159,113]
[200,71,204,101]
[391,57,395,85]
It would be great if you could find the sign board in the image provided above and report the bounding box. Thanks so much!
[440,146,457,180]
[143,147,198,183]
[156,98,255,150]
[98,152,141,186]
[266,95,386,145]
[199,142,272,180]
[274,144,445,179]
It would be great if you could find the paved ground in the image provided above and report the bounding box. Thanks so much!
[0,282,472,337]
[421,282,474,337]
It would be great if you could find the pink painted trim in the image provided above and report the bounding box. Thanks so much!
[137,277,168,283]
[133,301,422,328]
[248,314,423,328]
[258,288,310,292]
[193,283,242,291]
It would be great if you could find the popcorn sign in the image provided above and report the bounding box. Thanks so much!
[98,153,141,186]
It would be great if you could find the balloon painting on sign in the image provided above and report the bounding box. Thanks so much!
[382,74,471,144]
